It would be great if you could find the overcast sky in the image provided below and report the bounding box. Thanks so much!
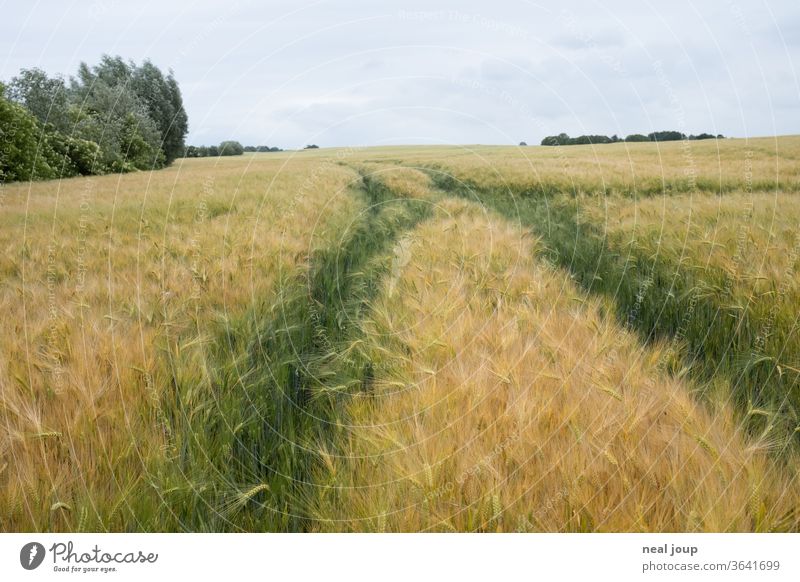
[2,0,799,148]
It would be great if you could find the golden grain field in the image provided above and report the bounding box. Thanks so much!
[0,154,361,530]
[2,137,799,532]
[313,196,799,532]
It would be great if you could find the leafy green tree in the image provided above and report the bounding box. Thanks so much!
[689,133,719,140]
[0,82,57,181]
[46,131,101,176]
[3,77,102,179]
[219,140,244,156]
[2,55,190,182]
[541,133,570,146]
[571,135,613,145]
[131,61,188,164]
[119,112,165,170]
[647,130,686,142]
[70,57,164,171]
[8,68,71,132]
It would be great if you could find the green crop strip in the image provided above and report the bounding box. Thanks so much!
[154,171,434,532]
[420,160,797,200]
[426,170,800,452]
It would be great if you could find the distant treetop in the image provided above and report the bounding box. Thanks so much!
[540,131,724,146]
[218,140,244,156]
[184,143,283,157]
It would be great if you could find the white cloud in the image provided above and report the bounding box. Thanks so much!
[2,0,798,146]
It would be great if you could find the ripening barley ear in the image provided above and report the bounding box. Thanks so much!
[49,502,72,531]
[376,511,387,533]
[76,506,88,532]
[220,484,271,518]
[491,494,503,531]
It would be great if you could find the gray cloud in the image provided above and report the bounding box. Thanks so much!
[2,0,798,146]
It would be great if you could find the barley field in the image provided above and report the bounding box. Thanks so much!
[2,137,800,532]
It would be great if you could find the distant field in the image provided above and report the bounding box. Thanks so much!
[2,137,799,532]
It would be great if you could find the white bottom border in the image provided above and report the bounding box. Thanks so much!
[1,533,797,581]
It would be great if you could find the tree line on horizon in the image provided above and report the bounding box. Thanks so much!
[0,55,188,183]
[184,142,284,157]
[540,131,724,146]
[184,143,324,157]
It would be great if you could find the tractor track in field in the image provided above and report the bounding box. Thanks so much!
[169,166,436,531]
[417,165,800,451]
